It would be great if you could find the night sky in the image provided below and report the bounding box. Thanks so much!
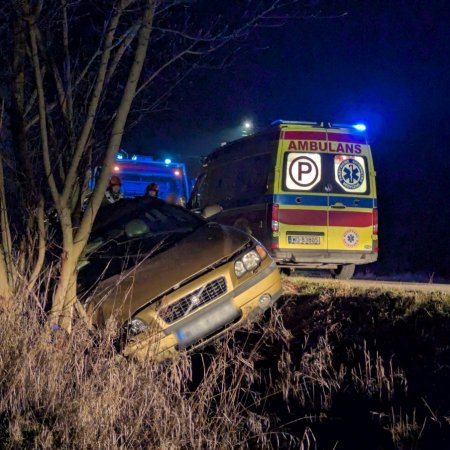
[124,0,450,278]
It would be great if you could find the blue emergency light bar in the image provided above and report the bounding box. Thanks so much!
[271,119,367,132]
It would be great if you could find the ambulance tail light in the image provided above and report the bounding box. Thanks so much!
[373,208,378,235]
[271,204,279,232]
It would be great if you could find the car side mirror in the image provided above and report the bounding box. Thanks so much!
[202,204,223,219]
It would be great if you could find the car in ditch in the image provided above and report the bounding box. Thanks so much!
[79,196,282,361]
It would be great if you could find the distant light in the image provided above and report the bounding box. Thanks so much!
[220,142,227,147]
[243,121,252,129]
[131,154,137,161]
[174,170,181,176]
[113,165,120,172]
[164,158,172,164]
[116,154,123,160]
[353,123,367,132]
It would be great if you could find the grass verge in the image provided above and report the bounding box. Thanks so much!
[0,279,449,449]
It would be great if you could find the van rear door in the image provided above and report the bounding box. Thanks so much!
[327,153,375,253]
[277,151,329,251]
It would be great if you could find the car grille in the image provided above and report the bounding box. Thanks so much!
[159,277,227,324]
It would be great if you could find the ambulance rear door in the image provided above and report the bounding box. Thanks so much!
[326,137,375,254]
[278,149,329,252]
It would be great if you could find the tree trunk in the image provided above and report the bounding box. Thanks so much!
[0,249,12,300]
[59,0,156,326]
[0,153,14,299]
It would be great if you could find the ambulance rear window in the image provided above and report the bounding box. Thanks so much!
[282,152,370,195]
[333,155,368,194]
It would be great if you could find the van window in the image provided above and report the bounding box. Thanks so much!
[188,173,207,209]
[333,155,367,193]
[284,153,322,191]
[207,153,272,207]
[283,152,370,195]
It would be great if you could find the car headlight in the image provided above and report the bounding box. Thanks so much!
[242,250,261,271]
[234,245,268,278]
[234,260,247,278]
[128,317,149,336]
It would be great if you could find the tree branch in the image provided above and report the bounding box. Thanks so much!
[28,13,61,206]
[75,0,156,258]
[61,0,127,205]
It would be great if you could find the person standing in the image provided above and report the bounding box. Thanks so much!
[144,182,159,198]
[102,175,124,205]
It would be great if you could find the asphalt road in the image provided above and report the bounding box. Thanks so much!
[290,276,450,294]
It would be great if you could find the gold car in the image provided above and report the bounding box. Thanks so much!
[81,197,282,361]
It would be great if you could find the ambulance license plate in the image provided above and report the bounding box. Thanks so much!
[288,235,320,245]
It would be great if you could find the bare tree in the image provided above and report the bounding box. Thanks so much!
[0,0,311,328]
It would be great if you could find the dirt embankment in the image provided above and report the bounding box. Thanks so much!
[235,279,450,449]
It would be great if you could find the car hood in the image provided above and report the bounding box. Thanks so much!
[87,223,252,324]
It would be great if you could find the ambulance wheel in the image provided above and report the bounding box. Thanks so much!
[331,264,355,280]
[280,268,293,276]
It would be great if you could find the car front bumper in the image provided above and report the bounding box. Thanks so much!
[123,262,282,361]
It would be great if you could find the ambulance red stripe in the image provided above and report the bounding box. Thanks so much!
[329,211,372,227]
[327,133,366,144]
[278,209,327,226]
[282,130,366,144]
[278,209,373,227]
[283,131,327,141]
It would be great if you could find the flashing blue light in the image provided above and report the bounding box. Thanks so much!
[116,153,123,160]
[131,154,137,161]
[164,158,172,164]
[353,123,367,132]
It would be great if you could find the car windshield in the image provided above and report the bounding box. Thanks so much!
[78,198,205,292]
[92,197,204,239]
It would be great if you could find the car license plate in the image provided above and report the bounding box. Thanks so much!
[175,300,240,348]
[288,235,320,245]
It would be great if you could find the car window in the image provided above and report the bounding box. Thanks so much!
[188,173,207,209]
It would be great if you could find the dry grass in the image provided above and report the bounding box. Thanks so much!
[0,293,280,449]
[1,278,450,449]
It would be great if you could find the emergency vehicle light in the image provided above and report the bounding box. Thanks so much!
[131,155,138,161]
[271,119,318,126]
[116,154,123,160]
[330,122,367,131]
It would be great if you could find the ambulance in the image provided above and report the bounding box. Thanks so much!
[188,120,378,279]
